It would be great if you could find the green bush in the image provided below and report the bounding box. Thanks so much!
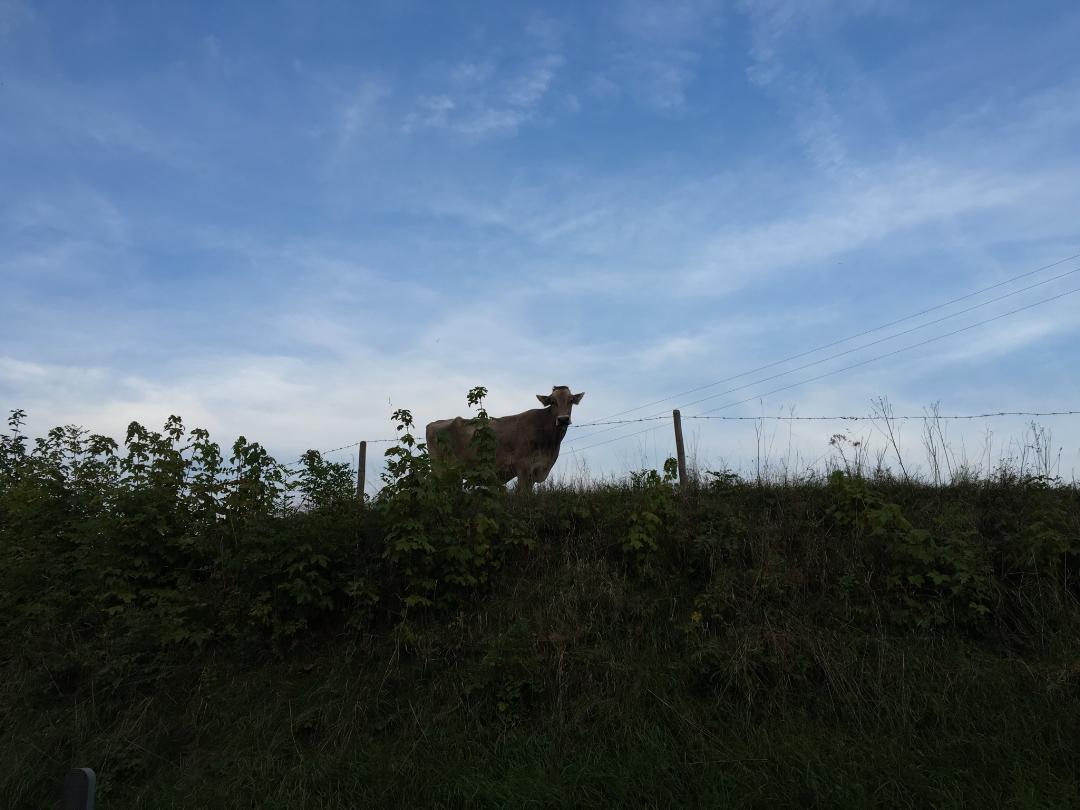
[376,387,530,619]
[828,470,992,628]
[0,410,368,676]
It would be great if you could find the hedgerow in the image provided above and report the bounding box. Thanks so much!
[2,397,1079,807]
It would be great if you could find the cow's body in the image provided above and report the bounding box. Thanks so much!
[426,387,584,490]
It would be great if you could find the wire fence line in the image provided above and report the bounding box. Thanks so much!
[685,272,1079,412]
[294,409,1079,473]
[567,406,1080,456]
[572,410,1080,427]
[564,251,1080,431]
[563,274,1080,449]
[283,437,396,469]
[564,284,1080,452]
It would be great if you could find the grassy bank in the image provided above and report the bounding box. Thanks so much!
[2,409,1079,807]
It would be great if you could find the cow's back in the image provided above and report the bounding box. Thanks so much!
[425,418,455,457]
[425,417,474,460]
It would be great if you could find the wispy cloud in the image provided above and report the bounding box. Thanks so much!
[600,48,701,112]
[738,0,900,176]
[506,54,561,107]
[583,0,721,112]
[403,53,563,138]
[335,78,391,149]
[682,160,1043,292]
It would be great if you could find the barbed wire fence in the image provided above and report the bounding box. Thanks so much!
[281,251,1080,496]
[558,254,1080,443]
[576,408,1080,485]
[560,284,1080,452]
[280,437,397,500]
[293,407,1079,499]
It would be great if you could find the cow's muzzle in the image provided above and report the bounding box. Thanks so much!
[556,416,571,426]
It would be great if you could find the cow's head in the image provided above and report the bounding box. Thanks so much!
[536,385,585,428]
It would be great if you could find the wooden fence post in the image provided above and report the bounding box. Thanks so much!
[356,441,367,504]
[672,409,688,488]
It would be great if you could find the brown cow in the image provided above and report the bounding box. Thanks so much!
[425,386,585,490]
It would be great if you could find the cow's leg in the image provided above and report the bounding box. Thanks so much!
[513,468,535,494]
[517,461,553,494]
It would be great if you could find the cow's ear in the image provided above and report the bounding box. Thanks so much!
[571,392,585,404]
[536,394,553,406]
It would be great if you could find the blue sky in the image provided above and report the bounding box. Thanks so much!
[2,0,1079,484]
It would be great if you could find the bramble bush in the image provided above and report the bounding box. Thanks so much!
[0,409,369,684]
[622,458,680,572]
[377,387,532,623]
[827,470,993,628]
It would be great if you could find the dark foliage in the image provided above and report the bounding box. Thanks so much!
[2,404,1079,808]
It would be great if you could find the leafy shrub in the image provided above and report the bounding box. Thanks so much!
[0,409,361,676]
[684,469,749,580]
[623,459,680,570]
[828,471,992,628]
[377,387,530,618]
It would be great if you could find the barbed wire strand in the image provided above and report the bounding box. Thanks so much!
[282,437,396,469]
[568,285,1080,453]
[573,410,1080,427]
[565,262,1080,444]
[690,410,1080,421]
[561,253,1080,444]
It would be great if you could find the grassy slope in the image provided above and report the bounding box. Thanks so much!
[4,480,1080,808]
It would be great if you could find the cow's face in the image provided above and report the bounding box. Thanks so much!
[536,386,585,428]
